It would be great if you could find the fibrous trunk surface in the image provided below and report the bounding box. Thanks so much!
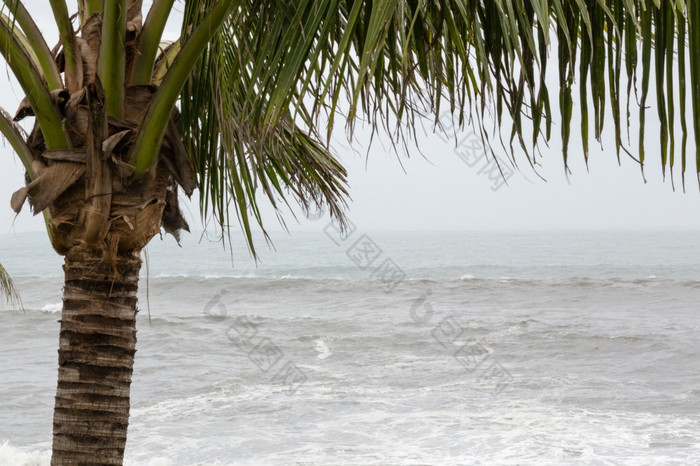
[51,247,141,465]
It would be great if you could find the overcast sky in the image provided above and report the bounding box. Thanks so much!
[2,3,699,235]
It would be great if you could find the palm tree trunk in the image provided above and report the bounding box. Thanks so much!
[51,246,141,465]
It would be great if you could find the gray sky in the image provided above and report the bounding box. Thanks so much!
[1,3,699,234]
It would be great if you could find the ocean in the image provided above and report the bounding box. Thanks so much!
[1,229,699,465]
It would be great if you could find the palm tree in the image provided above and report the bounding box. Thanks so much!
[1,0,698,464]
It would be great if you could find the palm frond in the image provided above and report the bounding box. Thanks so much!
[175,1,698,256]
[2,0,62,89]
[0,12,69,150]
[180,1,350,255]
[0,262,20,306]
[184,0,698,203]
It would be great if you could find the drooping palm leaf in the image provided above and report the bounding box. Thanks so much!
[0,262,19,306]
[178,0,350,254]
[178,0,699,227]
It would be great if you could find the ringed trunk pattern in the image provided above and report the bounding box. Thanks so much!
[52,247,142,464]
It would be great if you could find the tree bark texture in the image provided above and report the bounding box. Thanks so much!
[51,247,141,465]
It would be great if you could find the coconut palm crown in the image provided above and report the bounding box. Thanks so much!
[1,1,699,464]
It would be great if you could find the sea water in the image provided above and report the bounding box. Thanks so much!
[1,229,699,465]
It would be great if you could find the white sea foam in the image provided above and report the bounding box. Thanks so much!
[40,303,61,314]
[0,441,50,466]
[314,339,332,360]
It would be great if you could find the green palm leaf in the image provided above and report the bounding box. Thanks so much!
[0,262,19,306]
[181,0,699,204]
[180,0,351,255]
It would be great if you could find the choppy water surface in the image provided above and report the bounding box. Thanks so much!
[1,230,699,464]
